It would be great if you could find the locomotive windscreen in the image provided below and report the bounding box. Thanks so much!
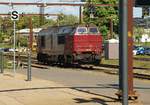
[77,27,87,34]
[76,27,99,35]
[89,27,99,34]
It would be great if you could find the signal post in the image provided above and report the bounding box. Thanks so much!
[11,10,19,76]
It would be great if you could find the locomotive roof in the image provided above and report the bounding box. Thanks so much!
[78,24,97,27]
[42,24,97,31]
[39,24,98,36]
[39,25,75,36]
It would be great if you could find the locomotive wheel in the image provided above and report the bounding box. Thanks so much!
[58,55,65,66]
[37,53,41,62]
[64,55,74,66]
[94,59,101,66]
[66,55,71,64]
[43,54,48,64]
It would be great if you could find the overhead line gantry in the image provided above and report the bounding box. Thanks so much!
[0,2,117,7]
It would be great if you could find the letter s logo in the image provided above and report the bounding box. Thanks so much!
[11,11,19,21]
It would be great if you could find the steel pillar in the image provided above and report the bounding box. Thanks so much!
[118,0,128,104]
[127,0,138,100]
[27,17,33,81]
[116,0,138,102]
[79,6,82,24]
[39,5,45,26]
[0,51,4,73]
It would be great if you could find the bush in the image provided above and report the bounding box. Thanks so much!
[20,37,28,47]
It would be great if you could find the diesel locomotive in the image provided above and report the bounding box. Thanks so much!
[37,24,103,65]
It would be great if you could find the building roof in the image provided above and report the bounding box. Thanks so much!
[16,28,42,36]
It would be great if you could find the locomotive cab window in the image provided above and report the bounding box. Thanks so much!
[89,27,99,34]
[77,27,87,34]
[41,36,45,47]
[58,35,65,44]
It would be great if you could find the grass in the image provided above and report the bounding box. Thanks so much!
[101,58,119,65]
[0,43,11,48]
[3,58,14,69]
[101,58,150,68]
[133,60,150,68]
[0,43,22,49]
[135,55,150,59]
[134,42,150,47]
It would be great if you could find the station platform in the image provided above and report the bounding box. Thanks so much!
[0,72,143,105]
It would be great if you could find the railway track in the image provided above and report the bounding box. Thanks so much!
[3,53,150,80]
[20,62,150,80]
[134,73,150,80]
[4,53,150,62]
[134,57,150,61]
[80,64,150,80]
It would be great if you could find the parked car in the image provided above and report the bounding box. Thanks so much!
[133,45,139,55]
[136,46,145,55]
[9,48,18,52]
[133,50,137,55]
[144,47,150,55]
[0,48,19,52]
[0,48,3,52]
[133,46,145,55]
[3,48,9,52]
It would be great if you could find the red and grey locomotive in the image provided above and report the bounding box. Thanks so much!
[37,24,103,65]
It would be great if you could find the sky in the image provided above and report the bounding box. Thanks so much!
[0,0,142,18]
[0,0,81,18]
[133,7,142,18]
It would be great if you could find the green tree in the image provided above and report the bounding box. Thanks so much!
[83,0,118,39]
[133,27,143,43]
[42,19,56,28]
[17,16,30,29]
[56,13,79,26]
[19,37,28,47]
[17,16,42,29]
[0,17,13,44]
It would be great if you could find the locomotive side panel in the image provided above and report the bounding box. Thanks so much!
[37,29,51,54]
[37,26,75,63]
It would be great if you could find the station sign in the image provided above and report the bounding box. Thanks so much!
[11,10,19,21]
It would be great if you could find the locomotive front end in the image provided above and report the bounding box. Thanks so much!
[72,25,103,64]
